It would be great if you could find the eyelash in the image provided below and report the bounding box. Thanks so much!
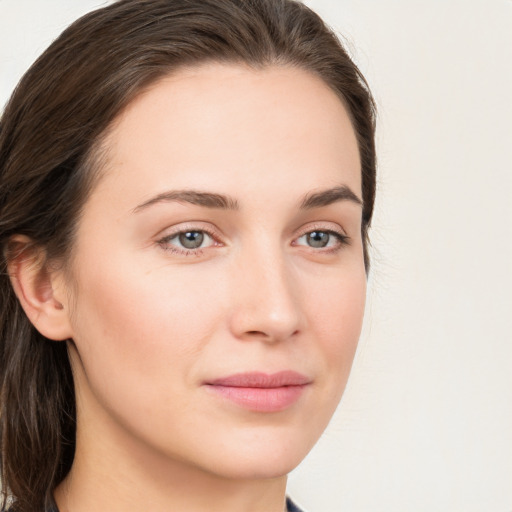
[293,227,350,254]
[156,225,350,257]
[157,225,219,257]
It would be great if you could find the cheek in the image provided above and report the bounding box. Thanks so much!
[68,254,227,403]
[304,265,366,379]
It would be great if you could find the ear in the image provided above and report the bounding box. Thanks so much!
[7,235,74,341]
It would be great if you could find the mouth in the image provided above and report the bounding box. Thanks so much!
[203,371,311,413]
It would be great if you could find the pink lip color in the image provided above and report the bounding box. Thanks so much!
[204,371,310,413]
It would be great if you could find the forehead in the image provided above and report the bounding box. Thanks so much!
[96,63,361,207]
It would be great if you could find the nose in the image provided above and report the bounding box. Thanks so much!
[228,244,302,343]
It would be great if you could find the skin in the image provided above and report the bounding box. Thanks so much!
[13,63,366,512]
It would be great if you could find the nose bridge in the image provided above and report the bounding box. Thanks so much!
[229,233,302,341]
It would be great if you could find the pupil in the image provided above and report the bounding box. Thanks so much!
[179,231,204,249]
[308,231,329,248]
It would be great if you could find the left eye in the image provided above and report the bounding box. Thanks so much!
[163,230,214,250]
[295,230,345,249]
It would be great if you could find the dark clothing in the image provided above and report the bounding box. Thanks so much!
[286,496,305,511]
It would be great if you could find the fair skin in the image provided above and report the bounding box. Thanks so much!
[10,63,365,512]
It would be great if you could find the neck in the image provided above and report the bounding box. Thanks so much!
[55,392,288,512]
[56,458,288,512]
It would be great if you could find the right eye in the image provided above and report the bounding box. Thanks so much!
[157,228,218,255]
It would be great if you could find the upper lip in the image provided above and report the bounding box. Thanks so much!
[205,371,310,388]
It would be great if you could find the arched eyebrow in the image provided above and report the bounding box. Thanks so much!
[132,185,362,213]
[132,190,240,213]
[299,185,362,209]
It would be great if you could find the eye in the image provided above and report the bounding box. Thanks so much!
[295,229,348,250]
[176,230,209,249]
[158,229,216,253]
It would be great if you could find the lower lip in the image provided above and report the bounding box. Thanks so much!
[205,384,307,412]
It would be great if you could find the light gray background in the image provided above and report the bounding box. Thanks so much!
[1,1,511,511]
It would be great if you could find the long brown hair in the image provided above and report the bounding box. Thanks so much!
[0,0,376,510]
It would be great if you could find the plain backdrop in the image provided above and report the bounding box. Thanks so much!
[1,1,511,511]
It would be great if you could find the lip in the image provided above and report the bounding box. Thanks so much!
[203,371,311,413]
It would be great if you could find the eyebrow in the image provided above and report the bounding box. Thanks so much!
[132,184,362,213]
[132,190,240,213]
[299,185,362,209]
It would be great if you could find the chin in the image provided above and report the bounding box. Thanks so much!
[206,451,305,481]
[191,426,321,481]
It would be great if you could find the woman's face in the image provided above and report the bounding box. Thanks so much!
[62,63,366,480]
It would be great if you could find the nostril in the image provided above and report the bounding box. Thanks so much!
[243,329,300,340]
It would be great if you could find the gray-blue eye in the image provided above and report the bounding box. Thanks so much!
[296,230,346,249]
[177,231,207,249]
[178,231,204,249]
[160,230,215,252]
[306,231,330,248]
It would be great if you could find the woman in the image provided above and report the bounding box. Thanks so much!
[0,0,376,511]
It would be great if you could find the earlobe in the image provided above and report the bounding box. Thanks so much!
[7,235,74,341]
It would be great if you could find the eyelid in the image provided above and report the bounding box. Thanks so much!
[294,221,348,240]
[154,220,350,257]
[155,222,224,255]
[291,222,350,251]
[156,221,223,240]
